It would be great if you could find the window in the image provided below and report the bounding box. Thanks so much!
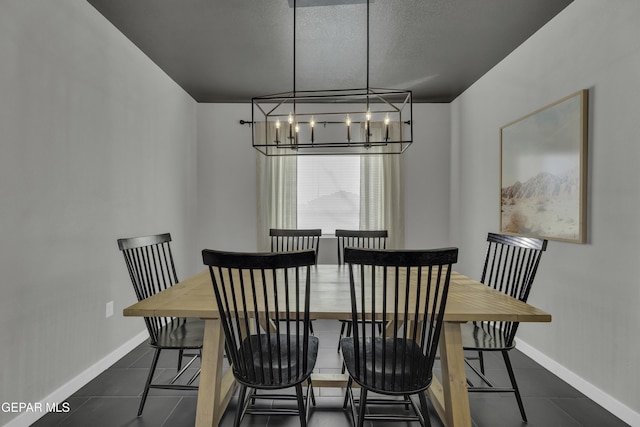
[297,156,360,234]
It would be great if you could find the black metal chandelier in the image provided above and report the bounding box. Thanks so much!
[251,0,413,156]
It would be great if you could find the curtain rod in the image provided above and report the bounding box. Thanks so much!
[239,119,411,126]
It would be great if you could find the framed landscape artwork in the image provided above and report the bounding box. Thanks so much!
[500,89,588,243]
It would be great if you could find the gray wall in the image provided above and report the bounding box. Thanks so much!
[405,104,451,249]
[0,1,197,425]
[451,0,640,423]
[195,104,258,266]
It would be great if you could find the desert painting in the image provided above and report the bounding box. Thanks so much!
[500,90,587,243]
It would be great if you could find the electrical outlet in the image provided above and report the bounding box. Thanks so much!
[106,301,114,318]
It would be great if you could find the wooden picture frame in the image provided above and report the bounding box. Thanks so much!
[500,89,588,243]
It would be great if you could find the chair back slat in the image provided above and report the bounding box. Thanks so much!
[117,233,181,344]
[344,247,458,394]
[270,229,322,264]
[480,233,548,345]
[203,249,316,387]
[336,229,388,265]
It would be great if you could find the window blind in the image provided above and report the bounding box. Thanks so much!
[297,156,360,234]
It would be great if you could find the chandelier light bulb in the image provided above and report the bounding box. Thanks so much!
[275,119,281,144]
[384,114,390,141]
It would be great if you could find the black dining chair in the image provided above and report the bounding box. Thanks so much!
[462,232,548,422]
[340,247,458,427]
[336,229,388,265]
[117,233,202,416]
[202,249,319,427]
[270,228,322,334]
[270,228,322,264]
[335,229,389,352]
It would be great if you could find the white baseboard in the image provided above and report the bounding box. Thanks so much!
[3,330,147,427]
[517,339,639,426]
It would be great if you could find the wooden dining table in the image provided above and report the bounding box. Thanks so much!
[123,264,551,427]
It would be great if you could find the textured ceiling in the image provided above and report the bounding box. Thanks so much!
[87,0,573,103]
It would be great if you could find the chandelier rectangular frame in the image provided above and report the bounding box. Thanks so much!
[252,87,413,156]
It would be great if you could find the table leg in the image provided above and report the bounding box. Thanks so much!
[427,321,471,427]
[195,318,226,427]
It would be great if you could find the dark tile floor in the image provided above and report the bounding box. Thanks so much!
[32,320,628,427]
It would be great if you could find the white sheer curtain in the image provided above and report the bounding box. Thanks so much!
[256,122,297,251]
[359,122,405,249]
